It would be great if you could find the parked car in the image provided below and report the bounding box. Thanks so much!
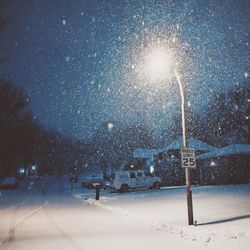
[80,175,104,188]
[111,170,161,192]
[0,177,18,189]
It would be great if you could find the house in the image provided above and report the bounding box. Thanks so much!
[155,137,217,186]
[163,137,217,154]
[197,144,250,185]
[133,148,159,168]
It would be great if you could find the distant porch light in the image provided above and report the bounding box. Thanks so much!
[150,165,155,174]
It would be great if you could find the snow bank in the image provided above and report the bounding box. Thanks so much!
[1,175,249,250]
[82,184,250,250]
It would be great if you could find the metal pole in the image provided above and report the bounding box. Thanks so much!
[174,69,194,226]
[95,184,100,200]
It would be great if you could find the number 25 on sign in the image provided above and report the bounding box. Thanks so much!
[181,148,196,168]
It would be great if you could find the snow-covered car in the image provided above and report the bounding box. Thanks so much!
[80,175,104,188]
[0,177,18,189]
[111,170,161,192]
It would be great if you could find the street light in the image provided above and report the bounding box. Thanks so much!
[146,46,194,226]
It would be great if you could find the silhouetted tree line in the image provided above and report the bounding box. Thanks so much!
[1,78,248,177]
[161,79,250,147]
[0,79,37,176]
[0,79,155,177]
[203,80,250,146]
[0,79,81,177]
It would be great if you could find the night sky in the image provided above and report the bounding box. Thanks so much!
[0,0,249,139]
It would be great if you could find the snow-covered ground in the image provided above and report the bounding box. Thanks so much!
[0,176,249,250]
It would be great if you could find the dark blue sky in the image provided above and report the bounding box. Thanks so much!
[0,0,249,139]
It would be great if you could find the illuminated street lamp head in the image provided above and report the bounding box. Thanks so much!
[145,47,174,81]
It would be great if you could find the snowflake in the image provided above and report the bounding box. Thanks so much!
[107,122,114,131]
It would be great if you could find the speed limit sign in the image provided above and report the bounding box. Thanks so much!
[181,148,196,168]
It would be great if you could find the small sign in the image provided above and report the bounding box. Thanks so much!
[181,148,196,168]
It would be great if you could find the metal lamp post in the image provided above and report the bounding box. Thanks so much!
[174,69,194,226]
[144,46,194,225]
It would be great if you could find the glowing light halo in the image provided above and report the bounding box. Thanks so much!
[131,33,191,91]
[145,47,174,81]
[133,43,178,86]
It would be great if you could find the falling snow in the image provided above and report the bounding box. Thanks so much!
[0,0,249,139]
[0,2,249,249]
[62,19,66,25]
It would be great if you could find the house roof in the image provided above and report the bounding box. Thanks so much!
[163,137,217,152]
[197,144,250,159]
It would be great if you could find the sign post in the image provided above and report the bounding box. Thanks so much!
[181,147,196,225]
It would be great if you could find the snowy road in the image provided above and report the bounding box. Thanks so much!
[0,176,249,250]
